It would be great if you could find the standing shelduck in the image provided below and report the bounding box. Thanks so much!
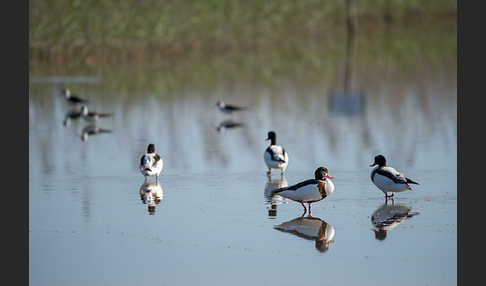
[369,155,419,200]
[139,144,164,183]
[271,167,334,215]
[264,131,289,176]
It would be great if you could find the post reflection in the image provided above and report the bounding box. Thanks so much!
[264,175,288,218]
[371,202,419,241]
[274,216,335,253]
[139,182,163,215]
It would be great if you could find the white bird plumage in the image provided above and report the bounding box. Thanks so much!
[370,155,419,199]
[264,131,289,176]
[139,144,164,182]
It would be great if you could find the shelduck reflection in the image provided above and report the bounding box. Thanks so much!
[264,175,288,217]
[274,216,335,253]
[216,119,245,132]
[80,124,112,142]
[63,107,82,127]
[371,202,419,241]
[139,182,163,215]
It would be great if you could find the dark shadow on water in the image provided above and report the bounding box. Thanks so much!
[274,215,335,253]
[216,119,245,132]
[140,182,163,215]
[264,175,288,218]
[371,201,419,241]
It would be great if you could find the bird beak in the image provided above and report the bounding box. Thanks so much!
[369,163,376,167]
[265,137,270,141]
[326,174,334,179]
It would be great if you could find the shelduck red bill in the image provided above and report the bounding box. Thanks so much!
[326,174,334,179]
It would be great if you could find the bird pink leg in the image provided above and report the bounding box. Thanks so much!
[308,203,312,215]
[301,202,307,216]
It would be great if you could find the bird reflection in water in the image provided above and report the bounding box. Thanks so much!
[80,124,112,142]
[63,107,82,127]
[140,182,163,215]
[264,175,288,218]
[216,119,245,132]
[371,201,419,241]
[274,216,335,253]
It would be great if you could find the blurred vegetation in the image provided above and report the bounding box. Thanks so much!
[30,0,456,93]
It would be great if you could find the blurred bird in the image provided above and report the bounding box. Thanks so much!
[216,101,248,114]
[62,88,88,105]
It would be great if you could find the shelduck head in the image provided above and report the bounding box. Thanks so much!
[315,167,333,180]
[266,131,277,145]
[147,143,156,154]
[370,154,386,167]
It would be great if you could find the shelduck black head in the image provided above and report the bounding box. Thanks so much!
[370,155,386,167]
[147,144,156,153]
[266,131,277,145]
[315,167,334,180]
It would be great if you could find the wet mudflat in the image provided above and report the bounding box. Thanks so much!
[29,63,456,285]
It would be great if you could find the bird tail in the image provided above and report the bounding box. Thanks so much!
[406,178,419,185]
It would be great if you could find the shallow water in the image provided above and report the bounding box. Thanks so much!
[29,64,456,285]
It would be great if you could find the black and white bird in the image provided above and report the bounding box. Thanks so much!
[370,155,419,199]
[62,88,88,105]
[274,216,335,252]
[216,101,248,114]
[371,203,419,240]
[271,167,334,215]
[264,131,289,176]
[80,105,111,122]
[80,124,111,142]
[139,144,164,182]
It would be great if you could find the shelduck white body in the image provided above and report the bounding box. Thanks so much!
[370,155,419,198]
[276,179,334,203]
[139,144,164,180]
[264,131,289,175]
[272,167,334,215]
